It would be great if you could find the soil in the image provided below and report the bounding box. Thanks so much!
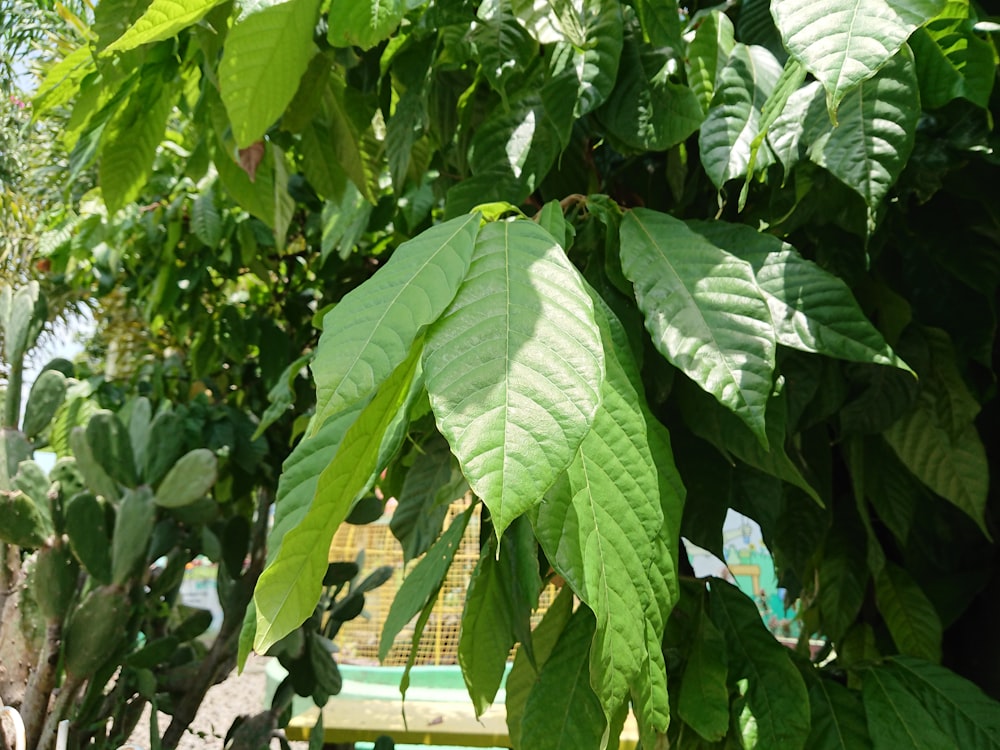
[127,656,307,750]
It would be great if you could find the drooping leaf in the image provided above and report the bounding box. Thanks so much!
[699,43,783,188]
[424,219,605,537]
[807,45,920,213]
[686,221,909,370]
[596,31,703,152]
[620,208,776,445]
[874,563,943,662]
[320,73,383,203]
[219,0,322,148]
[520,606,607,750]
[807,678,873,750]
[533,299,672,733]
[506,586,574,749]
[883,329,990,536]
[470,0,538,96]
[862,664,960,748]
[254,344,422,653]
[818,548,869,643]
[458,538,516,717]
[312,213,480,433]
[678,600,730,742]
[104,0,229,53]
[911,0,996,109]
[191,186,222,248]
[390,434,467,563]
[687,9,736,113]
[635,0,683,50]
[770,0,945,115]
[327,0,406,50]
[710,578,811,749]
[99,64,176,214]
[379,503,474,660]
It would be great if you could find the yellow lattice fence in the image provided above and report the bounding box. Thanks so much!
[329,498,553,666]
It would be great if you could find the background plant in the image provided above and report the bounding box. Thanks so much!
[13,0,1000,747]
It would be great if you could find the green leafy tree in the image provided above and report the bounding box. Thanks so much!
[22,0,1000,747]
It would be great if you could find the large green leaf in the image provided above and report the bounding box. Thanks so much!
[806,46,920,213]
[883,329,989,536]
[533,300,672,734]
[214,139,294,235]
[867,657,1000,749]
[807,678,873,750]
[327,0,406,50]
[470,0,538,96]
[686,221,908,370]
[874,563,942,662]
[910,0,996,109]
[770,0,945,115]
[687,9,736,112]
[709,579,811,749]
[458,540,516,717]
[312,214,480,433]
[542,0,623,137]
[219,0,322,148]
[423,220,604,537]
[520,606,607,750]
[253,344,422,653]
[699,43,782,188]
[99,65,176,213]
[506,586,574,749]
[862,665,960,748]
[678,601,730,742]
[378,503,474,660]
[817,549,869,643]
[620,208,776,445]
[320,73,383,203]
[104,0,228,53]
[596,31,703,152]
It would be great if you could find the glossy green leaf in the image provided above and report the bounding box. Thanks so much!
[191,186,222,247]
[506,586,574,749]
[533,299,672,733]
[379,503,474,660]
[679,602,730,742]
[911,0,996,109]
[214,140,294,233]
[710,578,811,749]
[254,344,422,653]
[300,120,349,202]
[874,563,942,662]
[699,43,782,188]
[807,46,920,212]
[32,46,94,118]
[99,65,176,213]
[862,666,958,748]
[771,0,945,115]
[883,329,989,536]
[807,678,873,750]
[470,0,538,95]
[635,0,683,50]
[312,213,480,433]
[320,73,382,203]
[596,31,703,152]
[220,0,322,148]
[424,219,604,537]
[458,540,516,717]
[520,606,607,750]
[767,80,825,175]
[543,0,623,129]
[104,0,228,53]
[686,221,909,370]
[620,208,776,445]
[687,9,736,113]
[327,0,406,50]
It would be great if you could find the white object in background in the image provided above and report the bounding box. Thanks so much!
[55,719,145,750]
[0,698,25,750]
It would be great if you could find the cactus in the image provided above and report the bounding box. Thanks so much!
[127,398,152,478]
[30,543,78,621]
[64,492,112,583]
[12,460,53,530]
[111,488,155,586]
[22,370,68,439]
[143,411,184,486]
[85,411,138,488]
[154,449,218,508]
[63,585,129,680]
[0,490,51,548]
[68,427,119,502]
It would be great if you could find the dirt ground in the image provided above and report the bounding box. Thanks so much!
[127,656,307,750]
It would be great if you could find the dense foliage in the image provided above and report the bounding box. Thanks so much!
[9,0,1000,747]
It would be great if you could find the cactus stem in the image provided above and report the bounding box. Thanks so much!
[21,619,62,748]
